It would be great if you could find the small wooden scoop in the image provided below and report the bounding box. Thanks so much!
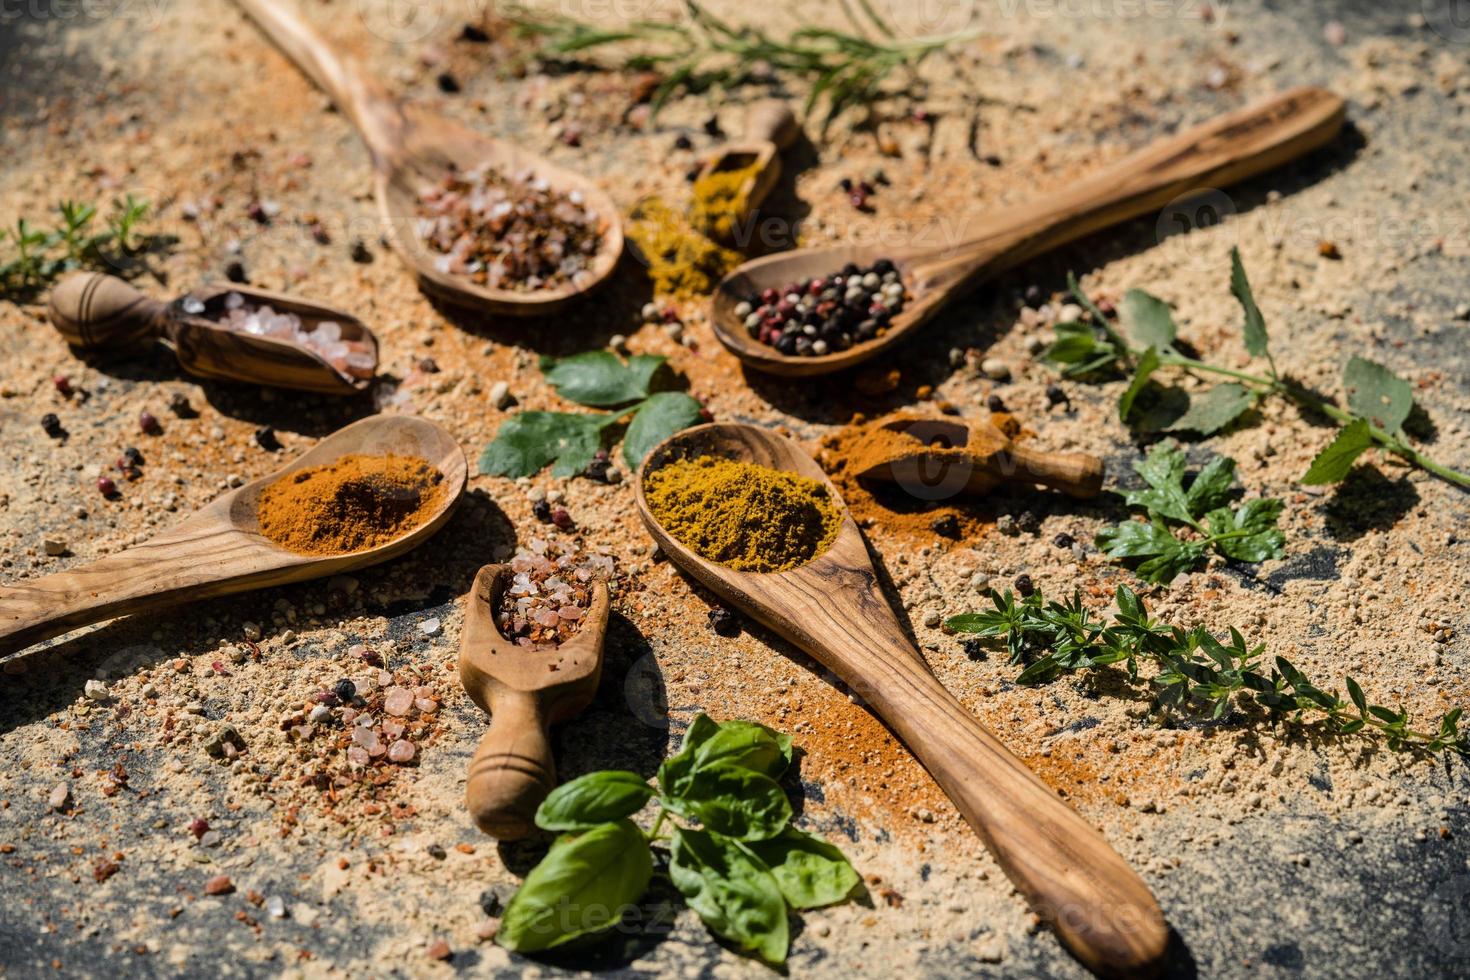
[711,86,1346,376]
[634,424,1167,978]
[48,272,378,396]
[459,564,611,839]
[0,415,465,657]
[692,99,800,240]
[233,0,623,316]
[852,414,1103,499]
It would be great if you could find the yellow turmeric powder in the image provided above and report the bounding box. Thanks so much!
[626,197,742,301]
[644,455,842,572]
[690,161,760,240]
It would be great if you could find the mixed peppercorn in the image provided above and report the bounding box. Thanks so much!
[736,259,908,357]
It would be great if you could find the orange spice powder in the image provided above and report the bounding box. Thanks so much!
[257,453,446,555]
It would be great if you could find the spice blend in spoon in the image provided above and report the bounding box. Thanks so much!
[736,258,908,357]
[497,535,617,649]
[257,453,447,555]
[644,455,841,572]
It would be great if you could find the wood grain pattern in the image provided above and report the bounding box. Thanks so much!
[634,424,1168,978]
[697,99,800,239]
[458,564,610,839]
[232,0,623,317]
[711,86,1346,377]
[0,416,466,658]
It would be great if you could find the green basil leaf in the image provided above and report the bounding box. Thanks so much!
[659,716,793,798]
[1205,499,1285,563]
[1120,289,1176,349]
[1096,517,1181,560]
[1042,322,1101,365]
[1123,442,1195,525]
[622,391,705,472]
[497,820,653,953]
[478,411,609,479]
[535,771,655,832]
[1230,246,1270,359]
[1117,345,1160,424]
[1302,418,1374,484]
[739,828,860,909]
[543,351,668,407]
[1343,356,1412,435]
[664,761,792,840]
[669,828,789,965]
[1184,455,1237,515]
[1166,382,1254,435]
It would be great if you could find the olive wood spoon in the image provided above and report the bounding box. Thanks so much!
[48,272,378,395]
[634,423,1167,978]
[694,99,800,240]
[458,564,611,839]
[853,414,1103,499]
[231,0,623,316]
[712,86,1345,376]
[0,416,466,658]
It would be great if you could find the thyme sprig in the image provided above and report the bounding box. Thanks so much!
[1,195,151,298]
[947,585,1468,756]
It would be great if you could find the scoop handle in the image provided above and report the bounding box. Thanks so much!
[977,444,1105,499]
[745,99,799,149]
[48,273,167,350]
[464,689,556,839]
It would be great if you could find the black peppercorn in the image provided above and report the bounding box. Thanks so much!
[708,608,740,637]
[168,392,195,417]
[1045,384,1069,407]
[532,499,553,523]
[122,447,144,467]
[40,413,63,437]
[254,427,280,450]
[986,394,1006,412]
[673,133,693,151]
[1053,532,1075,549]
[349,240,373,264]
[702,115,723,137]
[436,71,460,93]
[930,514,961,539]
[225,260,248,283]
[1014,573,1034,596]
[334,679,357,704]
[1023,284,1042,307]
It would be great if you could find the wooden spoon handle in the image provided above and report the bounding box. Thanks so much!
[465,688,556,839]
[48,272,167,350]
[745,99,799,149]
[976,444,1104,499]
[232,0,404,165]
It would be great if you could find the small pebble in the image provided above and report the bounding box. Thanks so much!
[707,608,740,637]
[985,394,1005,412]
[923,610,942,628]
[83,679,109,701]
[388,739,417,763]
[1014,573,1035,596]
[265,895,287,919]
[43,539,67,556]
[980,358,1011,380]
[426,938,452,961]
[204,875,234,896]
[48,783,71,812]
[419,617,442,637]
[489,380,512,409]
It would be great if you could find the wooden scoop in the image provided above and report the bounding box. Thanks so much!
[458,564,611,839]
[692,99,800,240]
[232,0,623,316]
[0,416,465,658]
[634,424,1167,978]
[852,414,1103,499]
[48,272,378,395]
[711,86,1345,376]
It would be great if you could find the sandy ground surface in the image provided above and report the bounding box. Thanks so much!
[2,0,1469,977]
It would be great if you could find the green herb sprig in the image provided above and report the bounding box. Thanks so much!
[497,714,860,965]
[508,0,980,129]
[479,351,705,478]
[1,195,152,298]
[1044,249,1470,488]
[947,586,1468,756]
[1096,442,1284,584]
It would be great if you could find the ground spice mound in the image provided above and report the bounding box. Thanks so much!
[689,161,759,239]
[626,196,742,300]
[257,453,446,555]
[645,455,841,572]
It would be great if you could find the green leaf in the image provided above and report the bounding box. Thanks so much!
[1118,346,1161,424]
[497,820,653,952]
[1230,246,1269,359]
[622,391,705,472]
[664,761,793,840]
[1122,442,1195,526]
[535,771,655,832]
[478,411,610,479]
[669,828,789,965]
[1097,517,1181,559]
[738,828,860,909]
[543,351,668,407]
[1346,677,1367,714]
[1166,383,1255,435]
[1184,455,1237,515]
[1343,356,1413,435]
[659,715,793,798]
[1205,499,1285,563]
[1302,418,1374,485]
[1120,289,1176,349]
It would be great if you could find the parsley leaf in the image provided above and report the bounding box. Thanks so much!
[478,411,611,478]
[1343,356,1412,435]
[1120,289,1176,349]
[542,351,669,407]
[1165,382,1255,435]
[1302,417,1374,484]
[623,391,705,471]
[1229,245,1270,361]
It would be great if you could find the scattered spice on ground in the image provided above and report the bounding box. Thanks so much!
[644,455,841,572]
[498,535,616,648]
[689,160,760,239]
[257,453,446,555]
[626,196,742,300]
[415,165,601,291]
[738,259,907,356]
[183,291,375,378]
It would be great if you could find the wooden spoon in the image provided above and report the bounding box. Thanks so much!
[458,564,611,839]
[692,99,800,241]
[48,272,378,396]
[634,424,1167,977]
[231,0,623,316]
[0,416,466,658]
[712,86,1345,376]
[851,413,1104,499]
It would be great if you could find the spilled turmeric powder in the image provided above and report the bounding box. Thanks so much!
[626,197,742,301]
[644,455,842,572]
[690,161,761,240]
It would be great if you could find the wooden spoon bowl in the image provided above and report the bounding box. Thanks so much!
[459,564,611,839]
[234,0,622,316]
[693,99,800,242]
[0,415,466,657]
[712,87,1345,377]
[634,423,1168,977]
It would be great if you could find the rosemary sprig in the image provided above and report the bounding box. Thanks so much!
[507,0,981,128]
[947,585,1468,756]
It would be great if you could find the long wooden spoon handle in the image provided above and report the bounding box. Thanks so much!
[979,444,1105,499]
[465,688,556,838]
[745,99,800,149]
[232,0,404,165]
[48,272,167,351]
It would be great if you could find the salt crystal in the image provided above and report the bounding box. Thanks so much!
[381,719,405,740]
[347,746,370,766]
[419,617,442,637]
[388,739,416,763]
[383,687,414,716]
[352,727,380,752]
[265,895,287,918]
[182,295,206,315]
[225,292,245,310]
[415,698,437,714]
[314,320,341,343]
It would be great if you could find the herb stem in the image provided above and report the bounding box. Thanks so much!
[646,808,669,841]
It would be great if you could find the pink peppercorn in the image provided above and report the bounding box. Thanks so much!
[139,411,159,434]
[189,818,209,840]
[53,375,72,397]
[550,507,573,530]
[96,476,117,497]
